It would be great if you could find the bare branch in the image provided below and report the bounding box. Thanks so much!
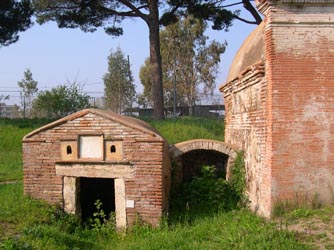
[96,5,143,18]
[242,0,262,24]
[220,2,243,8]
[232,14,258,24]
[218,0,262,24]
[117,0,149,21]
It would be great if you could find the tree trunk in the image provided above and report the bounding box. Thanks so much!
[147,0,164,120]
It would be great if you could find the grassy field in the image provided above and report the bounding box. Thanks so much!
[0,184,308,250]
[0,116,329,249]
[0,119,50,182]
[148,116,225,144]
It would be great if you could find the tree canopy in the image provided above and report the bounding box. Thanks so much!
[161,0,262,27]
[0,0,34,46]
[32,0,258,119]
[33,0,166,119]
[30,0,262,120]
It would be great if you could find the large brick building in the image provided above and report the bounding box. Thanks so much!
[220,0,334,217]
[23,109,171,228]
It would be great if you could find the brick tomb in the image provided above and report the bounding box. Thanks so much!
[23,109,171,228]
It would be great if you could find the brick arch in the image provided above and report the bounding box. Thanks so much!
[169,139,239,180]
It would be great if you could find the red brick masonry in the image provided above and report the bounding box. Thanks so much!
[23,109,171,227]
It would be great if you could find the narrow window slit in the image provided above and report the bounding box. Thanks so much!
[110,145,116,153]
[66,145,72,155]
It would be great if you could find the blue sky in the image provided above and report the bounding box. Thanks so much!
[0,8,257,106]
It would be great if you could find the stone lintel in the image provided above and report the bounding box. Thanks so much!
[55,163,135,178]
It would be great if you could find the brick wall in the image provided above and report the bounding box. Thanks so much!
[261,1,334,207]
[23,110,170,226]
[221,0,334,217]
[221,63,270,216]
[222,0,334,217]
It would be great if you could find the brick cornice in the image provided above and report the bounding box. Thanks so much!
[220,62,265,97]
[279,0,334,3]
[255,0,270,15]
[256,0,334,4]
[256,0,334,15]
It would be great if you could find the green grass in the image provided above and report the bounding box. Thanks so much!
[0,121,34,181]
[0,200,307,250]
[0,119,50,182]
[103,210,308,250]
[0,182,55,239]
[0,117,312,250]
[147,116,225,144]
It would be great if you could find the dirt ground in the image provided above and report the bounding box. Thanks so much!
[276,207,334,250]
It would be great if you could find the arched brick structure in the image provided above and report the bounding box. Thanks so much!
[220,0,334,218]
[169,139,239,182]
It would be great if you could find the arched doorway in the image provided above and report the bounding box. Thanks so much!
[169,139,238,185]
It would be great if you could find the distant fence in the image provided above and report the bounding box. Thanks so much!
[0,92,225,119]
[124,105,225,119]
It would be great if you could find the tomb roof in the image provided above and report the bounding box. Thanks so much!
[23,109,163,140]
[225,21,264,83]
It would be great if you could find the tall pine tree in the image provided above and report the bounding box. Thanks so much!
[104,48,136,114]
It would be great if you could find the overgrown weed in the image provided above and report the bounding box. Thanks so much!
[169,165,239,224]
[273,192,323,218]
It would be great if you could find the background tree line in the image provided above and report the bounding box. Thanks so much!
[17,69,90,119]
[139,15,225,114]
[1,0,261,120]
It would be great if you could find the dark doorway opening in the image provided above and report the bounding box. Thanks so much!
[79,178,115,222]
[181,149,228,182]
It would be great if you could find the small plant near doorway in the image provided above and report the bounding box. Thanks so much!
[89,199,106,229]
[88,199,116,233]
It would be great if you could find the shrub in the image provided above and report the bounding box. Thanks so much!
[229,151,248,206]
[170,165,239,220]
